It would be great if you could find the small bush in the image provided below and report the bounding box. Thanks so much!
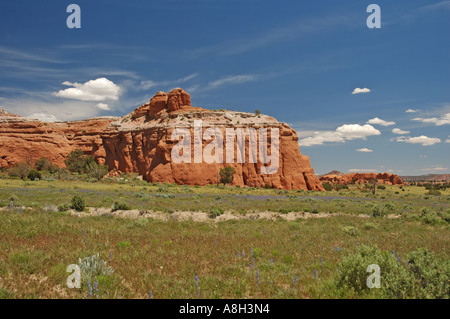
[209,207,224,219]
[77,253,114,284]
[322,182,333,191]
[406,248,450,299]
[377,185,386,190]
[371,204,385,218]
[86,162,109,181]
[64,149,95,174]
[8,162,32,179]
[157,185,169,193]
[27,169,41,181]
[334,245,413,297]
[111,201,131,212]
[58,203,70,212]
[426,189,441,196]
[252,247,263,259]
[342,226,358,236]
[34,157,53,172]
[116,241,131,248]
[334,245,450,298]
[71,196,85,212]
[363,222,377,230]
[219,166,236,185]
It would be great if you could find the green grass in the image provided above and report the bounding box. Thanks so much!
[0,175,448,299]
[0,177,449,218]
[0,208,448,299]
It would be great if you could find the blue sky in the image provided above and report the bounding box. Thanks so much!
[0,0,449,175]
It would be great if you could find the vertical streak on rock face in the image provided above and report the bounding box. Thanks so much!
[0,89,324,190]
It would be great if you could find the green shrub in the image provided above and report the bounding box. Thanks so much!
[111,201,131,212]
[438,211,450,223]
[426,189,441,196]
[371,204,385,218]
[27,169,41,181]
[219,166,236,185]
[77,253,114,284]
[322,182,333,191]
[383,202,396,213]
[116,241,131,248]
[209,207,224,219]
[334,245,450,298]
[34,157,53,172]
[157,185,169,193]
[406,248,450,299]
[252,247,263,259]
[422,211,441,225]
[342,226,358,236]
[334,245,413,297]
[8,162,32,179]
[377,185,386,190]
[64,149,95,174]
[71,195,85,212]
[363,222,377,230]
[86,162,109,181]
[57,203,70,212]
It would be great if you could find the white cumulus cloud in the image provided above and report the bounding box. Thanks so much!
[394,135,441,146]
[299,131,345,147]
[27,113,59,122]
[336,124,381,140]
[367,117,396,126]
[392,128,410,135]
[299,124,381,146]
[356,148,373,152]
[352,88,371,95]
[405,108,418,113]
[53,77,121,102]
[412,113,450,126]
[96,103,110,110]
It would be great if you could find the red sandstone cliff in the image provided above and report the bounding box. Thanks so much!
[319,172,404,185]
[0,89,324,190]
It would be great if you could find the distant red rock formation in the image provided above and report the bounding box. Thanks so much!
[0,89,324,190]
[320,172,404,185]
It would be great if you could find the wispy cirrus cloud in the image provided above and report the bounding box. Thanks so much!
[138,73,199,91]
[422,166,448,172]
[207,75,258,89]
[187,13,358,58]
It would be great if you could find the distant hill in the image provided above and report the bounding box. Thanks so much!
[400,174,450,182]
[320,170,344,177]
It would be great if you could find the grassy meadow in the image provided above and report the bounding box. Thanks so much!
[0,174,449,299]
